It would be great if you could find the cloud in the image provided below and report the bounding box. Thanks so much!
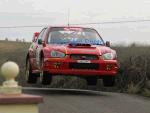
[0,0,150,43]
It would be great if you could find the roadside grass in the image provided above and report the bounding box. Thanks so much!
[142,89,150,97]
[142,81,150,97]
[0,40,30,85]
[127,83,140,94]
[0,40,150,97]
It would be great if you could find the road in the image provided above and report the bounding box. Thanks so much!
[23,88,150,113]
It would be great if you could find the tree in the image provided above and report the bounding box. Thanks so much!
[5,37,8,41]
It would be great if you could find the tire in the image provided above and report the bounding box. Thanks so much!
[40,57,52,85]
[103,76,115,87]
[86,77,97,85]
[26,59,38,84]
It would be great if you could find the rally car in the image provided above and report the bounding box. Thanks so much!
[26,26,118,86]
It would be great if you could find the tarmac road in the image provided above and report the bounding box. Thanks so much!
[23,88,150,113]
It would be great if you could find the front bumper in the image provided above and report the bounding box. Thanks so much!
[43,57,118,76]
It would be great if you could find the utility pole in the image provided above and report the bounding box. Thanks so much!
[67,8,70,26]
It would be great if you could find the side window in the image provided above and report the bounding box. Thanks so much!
[47,31,52,44]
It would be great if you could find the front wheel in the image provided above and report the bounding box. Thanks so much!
[40,57,52,85]
[25,59,38,84]
[103,76,115,87]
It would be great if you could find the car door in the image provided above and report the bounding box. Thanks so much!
[33,28,46,68]
[35,28,48,69]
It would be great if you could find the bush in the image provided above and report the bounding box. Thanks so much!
[127,83,140,94]
[114,44,150,94]
[142,89,150,97]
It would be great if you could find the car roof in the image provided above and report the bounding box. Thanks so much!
[46,26,94,29]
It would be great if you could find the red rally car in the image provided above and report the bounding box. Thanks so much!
[26,26,118,87]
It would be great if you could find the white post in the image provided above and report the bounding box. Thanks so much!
[0,61,43,113]
[0,61,21,94]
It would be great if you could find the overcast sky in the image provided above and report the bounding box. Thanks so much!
[0,0,150,44]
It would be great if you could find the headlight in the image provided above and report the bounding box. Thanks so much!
[102,53,115,60]
[51,50,66,58]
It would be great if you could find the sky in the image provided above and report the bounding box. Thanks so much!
[0,0,150,44]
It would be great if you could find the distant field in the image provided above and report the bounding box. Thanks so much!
[0,40,30,64]
[0,40,150,96]
[0,40,30,85]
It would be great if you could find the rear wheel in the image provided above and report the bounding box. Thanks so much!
[86,77,97,85]
[25,59,38,84]
[103,76,115,87]
[40,57,52,85]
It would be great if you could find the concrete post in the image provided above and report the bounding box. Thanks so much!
[0,61,43,113]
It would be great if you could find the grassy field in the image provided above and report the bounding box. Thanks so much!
[0,40,150,96]
[0,40,30,85]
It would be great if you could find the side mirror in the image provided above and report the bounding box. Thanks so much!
[32,32,39,42]
[106,41,110,47]
[38,39,43,45]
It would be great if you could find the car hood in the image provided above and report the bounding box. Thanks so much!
[46,44,115,55]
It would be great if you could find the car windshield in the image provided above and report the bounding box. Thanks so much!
[47,27,104,45]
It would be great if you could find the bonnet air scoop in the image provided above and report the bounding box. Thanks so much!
[68,43,92,48]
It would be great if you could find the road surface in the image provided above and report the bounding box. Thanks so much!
[23,88,150,113]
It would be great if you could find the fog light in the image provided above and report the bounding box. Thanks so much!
[106,64,112,70]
